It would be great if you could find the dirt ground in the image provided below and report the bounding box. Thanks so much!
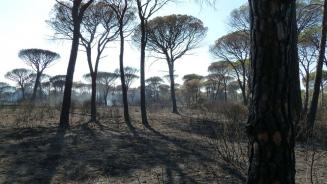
[0,106,326,184]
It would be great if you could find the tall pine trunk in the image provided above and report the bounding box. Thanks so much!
[223,78,227,102]
[321,83,324,106]
[59,5,82,130]
[241,85,247,105]
[118,26,134,130]
[86,46,97,122]
[90,74,97,122]
[21,87,25,100]
[168,63,178,114]
[307,0,327,132]
[32,72,41,101]
[140,20,149,127]
[104,87,109,106]
[242,65,249,105]
[303,74,310,114]
[59,0,93,130]
[246,1,297,183]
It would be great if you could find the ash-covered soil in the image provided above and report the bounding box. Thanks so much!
[0,106,326,184]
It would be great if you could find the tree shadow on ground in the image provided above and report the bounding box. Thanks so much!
[0,119,246,184]
[145,124,247,183]
[165,119,222,138]
[1,127,66,184]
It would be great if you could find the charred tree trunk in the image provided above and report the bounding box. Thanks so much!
[321,83,324,106]
[59,2,82,130]
[32,71,41,101]
[168,63,178,114]
[223,78,227,102]
[104,87,109,106]
[85,43,98,122]
[21,87,25,100]
[307,0,327,132]
[242,65,249,106]
[59,24,80,129]
[139,19,149,127]
[246,1,297,183]
[290,9,303,131]
[59,0,93,130]
[241,85,247,105]
[86,45,97,122]
[303,74,310,114]
[118,25,134,130]
[90,73,97,122]
[232,66,248,106]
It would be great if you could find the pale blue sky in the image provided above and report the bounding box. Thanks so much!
[0,0,246,86]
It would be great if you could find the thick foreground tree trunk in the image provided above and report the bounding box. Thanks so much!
[246,1,297,183]
[168,63,178,114]
[307,0,327,132]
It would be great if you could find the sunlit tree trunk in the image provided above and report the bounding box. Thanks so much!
[246,0,297,183]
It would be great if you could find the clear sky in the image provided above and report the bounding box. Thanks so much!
[0,0,246,86]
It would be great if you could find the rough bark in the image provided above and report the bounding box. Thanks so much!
[307,0,327,132]
[246,0,297,183]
